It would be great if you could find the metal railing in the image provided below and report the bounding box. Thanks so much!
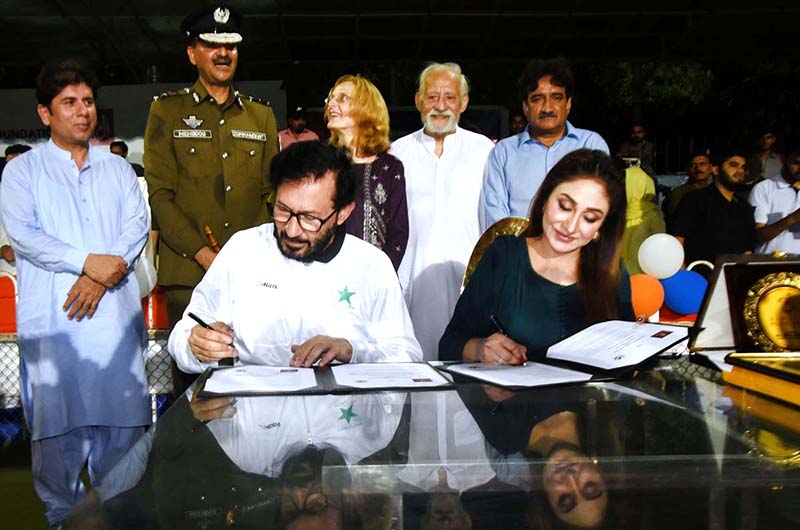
[0,330,174,442]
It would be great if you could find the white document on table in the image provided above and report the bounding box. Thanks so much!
[204,365,318,394]
[446,361,593,387]
[331,363,450,389]
[546,320,690,370]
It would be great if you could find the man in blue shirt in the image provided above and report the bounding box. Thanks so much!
[481,58,609,229]
[0,60,150,527]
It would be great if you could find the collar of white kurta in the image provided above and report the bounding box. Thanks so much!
[417,126,463,156]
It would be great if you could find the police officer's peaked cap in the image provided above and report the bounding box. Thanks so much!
[181,5,243,44]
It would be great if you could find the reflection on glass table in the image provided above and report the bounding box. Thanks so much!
[61,357,800,529]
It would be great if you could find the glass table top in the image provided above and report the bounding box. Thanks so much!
[62,357,800,529]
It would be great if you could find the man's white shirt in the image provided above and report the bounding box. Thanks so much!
[168,224,422,372]
[206,392,407,478]
[749,174,800,254]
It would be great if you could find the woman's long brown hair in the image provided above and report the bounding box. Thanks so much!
[523,149,627,323]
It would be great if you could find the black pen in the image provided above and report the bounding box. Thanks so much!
[490,312,527,366]
[187,312,235,366]
[489,313,507,335]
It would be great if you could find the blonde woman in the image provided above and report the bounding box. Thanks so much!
[325,75,408,270]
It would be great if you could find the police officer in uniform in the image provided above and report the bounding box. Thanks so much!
[144,5,279,394]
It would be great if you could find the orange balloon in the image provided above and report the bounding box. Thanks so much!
[630,274,665,318]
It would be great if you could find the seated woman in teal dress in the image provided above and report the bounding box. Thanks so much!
[439,149,635,364]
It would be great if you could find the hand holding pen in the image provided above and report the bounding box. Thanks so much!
[482,313,528,366]
[187,312,237,366]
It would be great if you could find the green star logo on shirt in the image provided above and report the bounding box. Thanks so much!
[338,286,356,306]
[338,404,358,424]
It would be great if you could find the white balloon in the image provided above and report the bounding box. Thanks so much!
[637,233,684,279]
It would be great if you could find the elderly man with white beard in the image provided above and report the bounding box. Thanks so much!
[390,63,495,359]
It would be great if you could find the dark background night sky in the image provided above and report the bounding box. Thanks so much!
[2,1,798,171]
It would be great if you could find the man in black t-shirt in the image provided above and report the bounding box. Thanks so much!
[670,148,756,276]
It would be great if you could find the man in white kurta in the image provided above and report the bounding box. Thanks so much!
[0,61,150,526]
[169,140,421,370]
[391,63,495,359]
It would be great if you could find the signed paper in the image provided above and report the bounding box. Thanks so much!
[332,363,450,389]
[204,365,318,394]
[546,320,689,370]
[446,362,593,388]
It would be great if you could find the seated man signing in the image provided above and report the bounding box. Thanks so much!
[168,141,422,371]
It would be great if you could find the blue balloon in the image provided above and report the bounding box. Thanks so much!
[660,270,708,315]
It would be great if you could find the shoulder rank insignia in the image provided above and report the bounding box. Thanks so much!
[237,93,271,107]
[153,87,191,101]
[182,115,204,129]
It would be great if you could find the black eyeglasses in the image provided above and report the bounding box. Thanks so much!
[270,203,338,232]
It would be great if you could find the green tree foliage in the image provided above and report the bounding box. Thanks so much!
[593,62,714,114]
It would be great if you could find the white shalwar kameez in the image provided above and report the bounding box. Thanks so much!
[0,141,150,525]
[391,126,495,359]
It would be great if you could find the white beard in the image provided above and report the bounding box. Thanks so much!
[423,109,459,135]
